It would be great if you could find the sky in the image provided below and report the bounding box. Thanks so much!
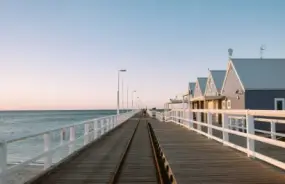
[0,0,285,110]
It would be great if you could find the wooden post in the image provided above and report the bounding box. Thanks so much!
[69,126,75,154]
[271,121,276,140]
[93,120,98,140]
[246,113,255,157]
[189,110,193,128]
[207,112,212,139]
[44,133,52,169]
[60,128,65,145]
[84,123,89,145]
[222,113,229,144]
[0,142,7,184]
[108,118,111,132]
[197,112,201,131]
[117,115,120,126]
[182,97,185,126]
[111,116,114,129]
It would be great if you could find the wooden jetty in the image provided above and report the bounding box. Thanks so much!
[25,115,168,184]
[2,111,285,184]
[149,117,285,184]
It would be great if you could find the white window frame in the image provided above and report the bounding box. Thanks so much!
[274,98,285,110]
[227,100,231,109]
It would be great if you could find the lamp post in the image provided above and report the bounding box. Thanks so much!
[126,85,128,112]
[117,69,126,115]
[137,97,140,109]
[132,90,136,111]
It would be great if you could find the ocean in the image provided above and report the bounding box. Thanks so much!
[0,110,125,165]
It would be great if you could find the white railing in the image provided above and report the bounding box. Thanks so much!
[154,109,285,171]
[0,110,139,184]
[147,110,165,122]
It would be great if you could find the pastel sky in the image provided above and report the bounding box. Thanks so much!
[1,0,285,110]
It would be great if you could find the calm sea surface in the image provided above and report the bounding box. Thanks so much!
[0,110,122,164]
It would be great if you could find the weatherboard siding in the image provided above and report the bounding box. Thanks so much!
[194,83,202,98]
[222,64,245,109]
[205,75,218,96]
[245,90,285,131]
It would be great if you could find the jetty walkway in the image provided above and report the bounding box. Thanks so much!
[1,110,285,184]
[149,118,285,183]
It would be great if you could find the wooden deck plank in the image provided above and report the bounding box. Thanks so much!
[27,116,140,184]
[115,119,158,184]
[149,118,285,184]
[199,122,285,163]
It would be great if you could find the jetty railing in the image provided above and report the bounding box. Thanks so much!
[0,110,139,184]
[151,109,285,171]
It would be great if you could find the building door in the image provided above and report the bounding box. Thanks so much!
[201,101,204,122]
[218,100,222,124]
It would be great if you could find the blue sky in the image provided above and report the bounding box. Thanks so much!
[0,0,285,110]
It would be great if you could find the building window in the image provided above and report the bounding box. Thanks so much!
[222,101,226,109]
[227,100,231,109]
[274,98,284,110]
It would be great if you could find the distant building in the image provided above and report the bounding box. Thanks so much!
[190,77,208,121]
[188,82,196,108]
[204,70,226,123]
[221,58,285,131]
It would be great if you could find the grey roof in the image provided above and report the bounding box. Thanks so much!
[231,58,285,90]
[188,82,196,93]
[210,70,226,91]
[197,77,208,94]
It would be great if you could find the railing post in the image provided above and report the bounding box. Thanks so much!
[69,126,75,154]
[60,128,65,145]
[44,133,52,169]
[107,118,110,132]
[98,120,102,136]
[104,119,107,133]
[60,128,68,159]
[222,113,229,144]
[84,123,89,145]
[197,112,201,131]
[101,119,104,135]
[113,116,116,128]
[207,112,212,139]
[189,110,193,128]
[182,111,184,126]
[271,121,276,140]
[229,118,232,130]
[241,119,246,133]
[117,115,120,125]
[246,113,255,157]
[110,117,112,130]
[93,120,98,140]
[0,142,7,184]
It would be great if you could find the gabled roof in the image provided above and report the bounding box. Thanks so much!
[222,58,285,91]
[197,77,207,94]
[211,70,226,92]
[188,82,196,95]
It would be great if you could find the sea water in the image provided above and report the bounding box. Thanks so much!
[0,110,120,165]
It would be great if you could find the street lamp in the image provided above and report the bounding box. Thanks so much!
[132,90,136,110]
[117,69,126,115]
